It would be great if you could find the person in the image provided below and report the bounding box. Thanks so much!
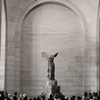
[37,96,41,100]
[93,92,98,100]
[0,91,2,100]
[54,94,61,100]
[8,94,11,100]
[42,52,58,80]
[29,98,32,100]
[13,92,17,100]
[8,94,13,100]
[81,92,89,100]
[42,96,45,100]
[1,91,5,100]
[33,98,36,100]
[48,94,54,100]
[23,94,27,100]
[70,95,75,100]
[90,96,93,100]
[77,96,81,100]
[89,93,92,99]
[98,96,100,100]
[95,92,98,99]
[5,92,8,100]
[18,94,23,100]
[64,96,68,100]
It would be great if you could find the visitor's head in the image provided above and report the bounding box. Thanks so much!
[5,92,8,97]
[90,96,93,99]
[93,92,96,96]
[33,98,36,100]
[29,98,32,100]
[20,94,23,98]
[23,94,26,97]
[1,91,4,94]
[49,94,53,99]
[14,92,17,96]
[77,96,81,100]
[84,92,88,97]
[95,92,98,97]
[73,95,76,98]
[8,94,11,97]
[65,96,68,100]
[89,93,92,97]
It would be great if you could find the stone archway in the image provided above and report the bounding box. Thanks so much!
[15,0,88,96]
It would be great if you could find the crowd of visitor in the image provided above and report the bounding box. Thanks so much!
[0,91,100,100]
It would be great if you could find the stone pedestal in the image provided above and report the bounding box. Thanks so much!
[45,80,63,99]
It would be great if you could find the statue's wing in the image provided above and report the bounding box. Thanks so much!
[42,52,49,59]
[54,52,59,57]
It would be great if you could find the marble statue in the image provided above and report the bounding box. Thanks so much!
[41,52,64,99]
[42,52,58,80]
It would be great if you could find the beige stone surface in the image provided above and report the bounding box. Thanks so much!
[0,0,99,97]
[20,3,83,96]
[0,0,6,91]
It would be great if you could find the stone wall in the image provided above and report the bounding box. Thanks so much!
[21,3,83,96]
[0,0,99,97]
[72,0,99,93]
[0,0,6,91]
[0,0,2,90]
[0,1,1,41]
[5,0,36,93]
